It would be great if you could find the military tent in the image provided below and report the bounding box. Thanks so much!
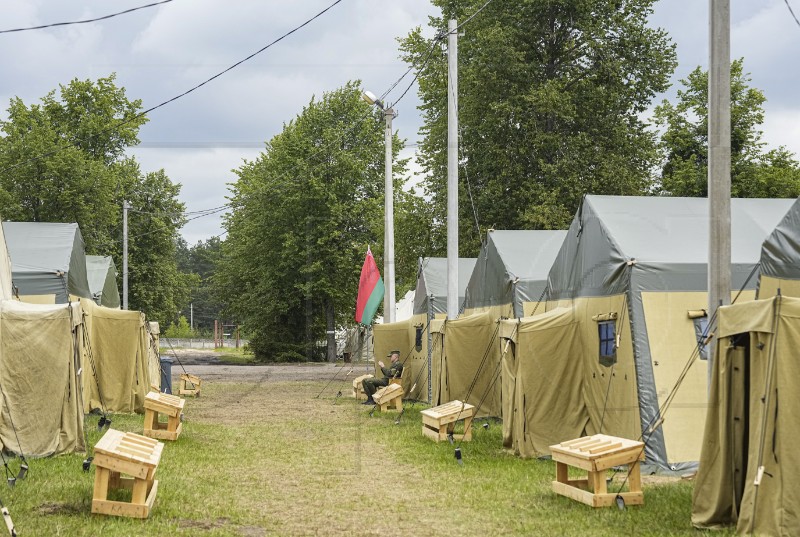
[2,222,92,304]
[758,195,800,298]
[372,257,476,402]
[463,230,567,318]
[0,300,85,456]
[81,299,150,413]
[86,255,120,308]
[499,308,586,457]
[0,221,12,300]
[692,295,800,536]
[544,195,793,471]
[147,322,161,391]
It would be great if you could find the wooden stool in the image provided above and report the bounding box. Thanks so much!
[421,400,476,442]
[143,391,185,441]
[91,429,163,518]
[549,434,644,508]
[352,374,373,401]
[179,373,202,397]
[371,383,403,412]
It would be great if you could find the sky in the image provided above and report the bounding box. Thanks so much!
[0,0,798,245]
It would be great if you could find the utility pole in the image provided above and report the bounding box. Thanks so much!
[123,200,130,310]
[708,0,731,380]
[384,105,396,323]
[446,18,459,319]
[190,303,194,331]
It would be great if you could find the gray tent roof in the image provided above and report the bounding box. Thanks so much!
[414,257,477,315]
[86,255,120,308]
[2,222,92,303]
[760,196,800,280]
[464,230,567,317]
[549,195,795,298]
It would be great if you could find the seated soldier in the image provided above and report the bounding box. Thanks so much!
[362,350,403,405]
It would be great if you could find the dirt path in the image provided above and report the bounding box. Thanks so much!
[164,348,375,383]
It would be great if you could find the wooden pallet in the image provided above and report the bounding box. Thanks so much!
[420,400,476,442]
[352,374,373,401]
[143,391,185,441]
[549,434,644,508]
[92,429,163,518]
[179,373,202,397]
[371,383,403,412]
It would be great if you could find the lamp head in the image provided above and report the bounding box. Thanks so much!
[362,90,384,109]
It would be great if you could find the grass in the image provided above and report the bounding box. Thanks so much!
[3,376,735,536]
[213,347,256,365]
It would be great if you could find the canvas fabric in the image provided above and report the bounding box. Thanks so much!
[86,255,120,308]
[413,257,476,315]
[500,308,589,457]
[81,299,149,413]
[693,296,800,536]
[0,223,12,300]
[0,300,85,457]
[2,222,92,303]
[441,311,501,418]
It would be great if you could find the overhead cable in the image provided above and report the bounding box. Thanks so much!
[0,0,174,34]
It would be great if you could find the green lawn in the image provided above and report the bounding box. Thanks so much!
[3,376,733,536]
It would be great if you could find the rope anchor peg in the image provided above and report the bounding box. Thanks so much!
[454,447,463,465]
[97,415,112,431]
[615,495,625,510]
[82,456,94,472]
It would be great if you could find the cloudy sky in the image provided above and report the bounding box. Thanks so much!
[0,1,798,244]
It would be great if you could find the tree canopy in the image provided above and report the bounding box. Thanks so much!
[219,82,406,361]
[0,74,190,323]
[399,0,677,253]
[653,58,800,198]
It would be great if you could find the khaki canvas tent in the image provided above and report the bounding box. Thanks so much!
[372,257,476,402]
[499,308,586,458]
[692,296,800,536]
[0,221,12,300]
[81,299,150,414]
[86,255,120,308]
[759,195,800,298]
[0,300,85,456]
[544,195,793,471]
[2,222,92,304]
[463,230,567,318]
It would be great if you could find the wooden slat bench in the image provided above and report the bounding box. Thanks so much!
[143,391,185,441]
[179,373,202,397]
[91,429,163,518]
[420,400,476,442]
[371,383,403,412]
[549,434,644,508]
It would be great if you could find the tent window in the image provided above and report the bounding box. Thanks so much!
[415,325,423,352]
[598,320,617,367]
[693,317,709,361]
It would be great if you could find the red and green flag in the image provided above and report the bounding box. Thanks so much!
[355,248,384,325]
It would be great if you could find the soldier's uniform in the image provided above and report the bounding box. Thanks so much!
[362,351,403,403]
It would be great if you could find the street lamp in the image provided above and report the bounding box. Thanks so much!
[363,90,396,323]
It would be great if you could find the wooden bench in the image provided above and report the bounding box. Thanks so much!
[179,373,202,397]
[352,374,373,401]
[421,400,476,442]
[143,391,185,441]
[91,429,163,518]
[371,383,403,412]
[549,434,644,508]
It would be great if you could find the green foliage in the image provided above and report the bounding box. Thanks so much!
[219,82,406,361]
[0,75,189,323]
[653,58,800,197]
[399,0,677,254]
[164,315,194,338]
[176,236,226,331]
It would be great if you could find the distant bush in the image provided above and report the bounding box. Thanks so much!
[164,316,194,339]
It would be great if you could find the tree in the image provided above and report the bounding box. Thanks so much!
[0,75,190,323]
[176,236,226,333]
[399,0,677,253]
[219,82,405,362]
[653,58,800,198]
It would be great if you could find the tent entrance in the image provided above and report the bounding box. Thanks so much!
[728,332,751,514]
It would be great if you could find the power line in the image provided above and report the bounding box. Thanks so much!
[0,0,347,175]
[0,0,174,34]
[786,0,800,28]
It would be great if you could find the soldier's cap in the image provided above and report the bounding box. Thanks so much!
[387,350,400,357]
